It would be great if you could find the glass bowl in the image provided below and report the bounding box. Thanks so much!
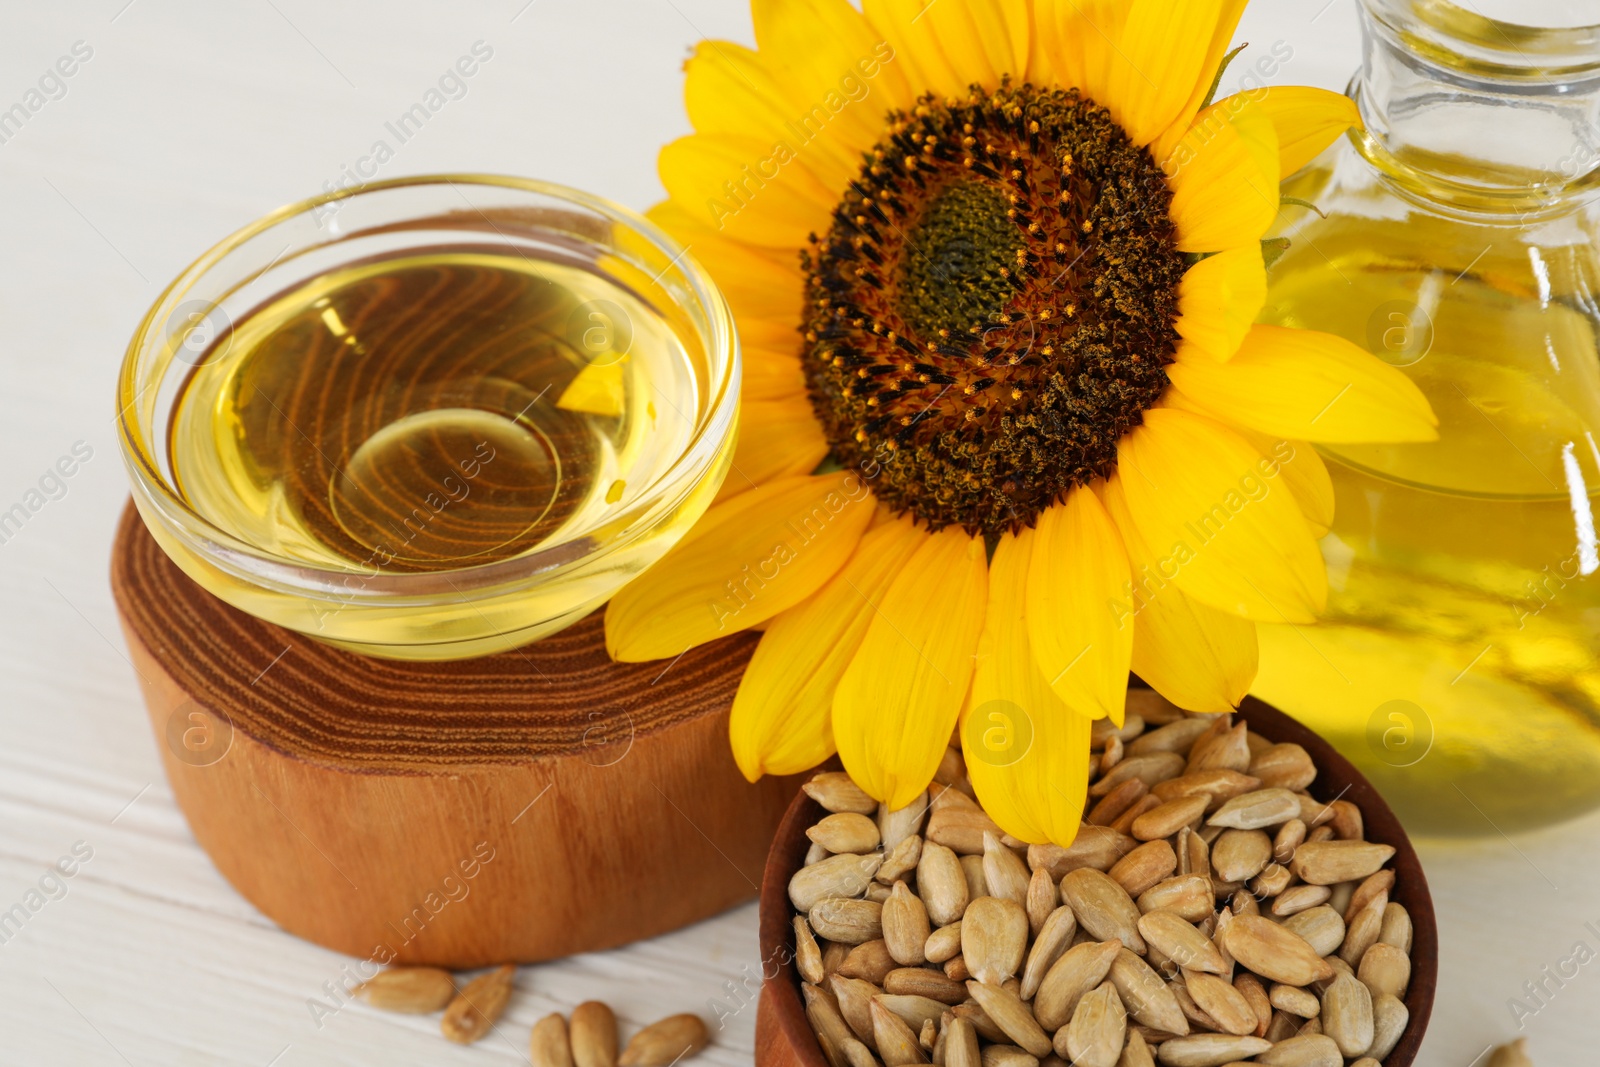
[117,174,740,660]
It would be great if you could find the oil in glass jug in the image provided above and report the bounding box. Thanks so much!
[1251,0,1600,835]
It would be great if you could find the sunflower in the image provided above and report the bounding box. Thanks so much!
[606,0,1437,846]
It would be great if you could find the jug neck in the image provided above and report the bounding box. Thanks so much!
[1355,0,1600,214]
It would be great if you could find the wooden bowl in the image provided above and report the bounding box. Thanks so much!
[110,502,801,967]
[755,694,1438,1066]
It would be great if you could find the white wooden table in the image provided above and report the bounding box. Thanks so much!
[0,2,1594,1064]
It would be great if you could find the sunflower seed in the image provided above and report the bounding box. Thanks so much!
[880,794,929,853]
[927,922,964,963]
[1109,839,1179,898]
[1379,901,1413,954]
[1254,1033,1342,1067]
[1268,982,1320,1018]
[1369,993,1409,1062]
[1111,796,1165,836]
[944,1017,982,1067]
[1152,1032,1271,1066]
[806,773,880,815]
[926,790,1004,855]
[1019,905,1077,1000]
[1344,869,1394,923]
[1150,770,1263,813]
[1028,827,1139,877]
[531,1014,574,1067]
[951,1001,1008,1044]
[1026,868,1058,936]
[884,967,966,1004]
[811,898,885,945]
[1290,841,1394,885]
[796,918,826,985]
[1357,940,1411,999]
[878,834,924,885]
[1209,829,1272,884]
[354,966,455,1013]
[944,954,971,981]
[912,840,968,926]
[809,812,883,855]
[1320,972,1374,1057]
[883,881,932,965]
[1132,796,1209,842]
[869,1000,928,1066]
[962,896,1029,985]
[837,940,896,984]
[1137,911,1226,975]
[1090,753,1188,797]
[1249,863,1292,899]
[962,854,991,900]
[828,976,879,1044]
[1208,788,1301,830]
[1247,743,1317,791]
[791,853,885,913]
[441,965,514,1045]
[1109,947,1190,1035]
[1128,718,1216,757]
[875,994,948,1033]
[1088,778,1151,826]
[1181,971,1256,1036]
[1233,972,1272,1036]
[571,1002,618,1067]
[1135,875,1213,924]
[1328,800,1364,840]
[980,1045,1038,1067]
[1282,905,1346,957]
[1272,884,1332,917]
[1185,723,1251,774]
[1061,981,1127,1067]
[1220,916,1334,987]
[1063,869,1148,951]
[965,980,1052,1058]
[984,833,1033,905]
[1119,1029,1157,1067]
[936,746,968,786]
[1273,818,1307,863]
[1339,897,1386,967]
[1034,939,1123,1030]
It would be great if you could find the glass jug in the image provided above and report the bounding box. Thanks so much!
[1251,0,1600,835]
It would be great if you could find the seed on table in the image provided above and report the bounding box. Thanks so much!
[571,1001,619,1067]
[441,964,514,1045]
[983,832,1032,904]
[1486,1039,1534,1067]
[531,1013,573,1067]
[1109,839,1179,898]
[353,966,455,1013]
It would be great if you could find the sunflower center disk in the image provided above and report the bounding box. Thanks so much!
[802,84,1186,537]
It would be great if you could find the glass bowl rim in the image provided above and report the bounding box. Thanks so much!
[116,172,741,601]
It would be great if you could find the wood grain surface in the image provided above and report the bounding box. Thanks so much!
[755,698,1438,1067]
[110,501,798,966]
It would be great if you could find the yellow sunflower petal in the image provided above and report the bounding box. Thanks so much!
[679,230,805,324]
[964,530,1092,846]
[834,525,988,809]
[1163,104,1280,253]
[755,0,915,150]
[1033,0,1130,105]
[920,0,1031,88]
[1168,324,1440,443]
[1113,407,1326,624]
[1153,0,1251,156]
[1175,244,1267,362]
[715,398,830,504]
[730,516,924,780]
[1104,0,1248,147]
[1101,478,1258,711]
[1237,430,1335,539]
[1222,85,1363,179]
[743,346,808,401]
[1025,487,1132,725]
[605,472,875,661]
[659,133,836,248]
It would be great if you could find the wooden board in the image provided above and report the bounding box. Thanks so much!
[109,501,799,968]
[754,698,1440,1067]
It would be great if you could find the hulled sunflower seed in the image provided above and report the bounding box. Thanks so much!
[1137,910,1226,975]
[878,834,924,884]
[926,922,964,964]
[983,833,1032,905]
[1033,939,1123,1030]
[441,965,514,1045]
[1254,1033,1342,1067]
[961,896,1029,985]
[965,981,1052,1058]
[354,966,455,1013]
[1151,1032,1271,1066]
[1061,981,1127,1067]
[791,853,885,913]
[1369,993,1409,1062]
[1109,948,1189,1036]
[880,794,929,853]
[571,1002,619,1067]
[1020,905,1078,1000]
[810,812,882,854]
[531,1014,573,1067]
[1181,971,1256,1036]
[1321,972,1375,1058]
[806,773,879,815]
[1248,743,1317,791]
[795,918,826,985]
[868,1000,926,1067]
[1109,839,1179,898]
[1208,788,1301,830]
[1290,841,1395,885]
[1062,869,1147,952]
[884,967,966,1004]
[1210,829,1272,884]
[1220,916,1334,987]
[811,898,884,945]
[883,881,932,965]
